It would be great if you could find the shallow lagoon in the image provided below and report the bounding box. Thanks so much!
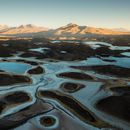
[0,62,31,74]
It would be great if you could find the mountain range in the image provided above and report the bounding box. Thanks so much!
[0,23,130,40]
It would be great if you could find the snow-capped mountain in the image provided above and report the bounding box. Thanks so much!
[46,23,130,40]
[53,23,130,35]
[0,24,48,35]
[0,25,9,31]
[0,23,130,40]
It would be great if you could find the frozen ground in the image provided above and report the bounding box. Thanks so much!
[0,39,130,130]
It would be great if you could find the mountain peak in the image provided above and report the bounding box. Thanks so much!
[18,24,36,28]
[58,23,79,30]
[26,24,35,28]
[66,23,78,27]
[0,25,9,30]
[0,24,48,35]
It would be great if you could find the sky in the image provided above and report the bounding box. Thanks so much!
[0,0,130,29]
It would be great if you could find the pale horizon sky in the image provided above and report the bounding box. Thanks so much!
[0,0,130,29]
